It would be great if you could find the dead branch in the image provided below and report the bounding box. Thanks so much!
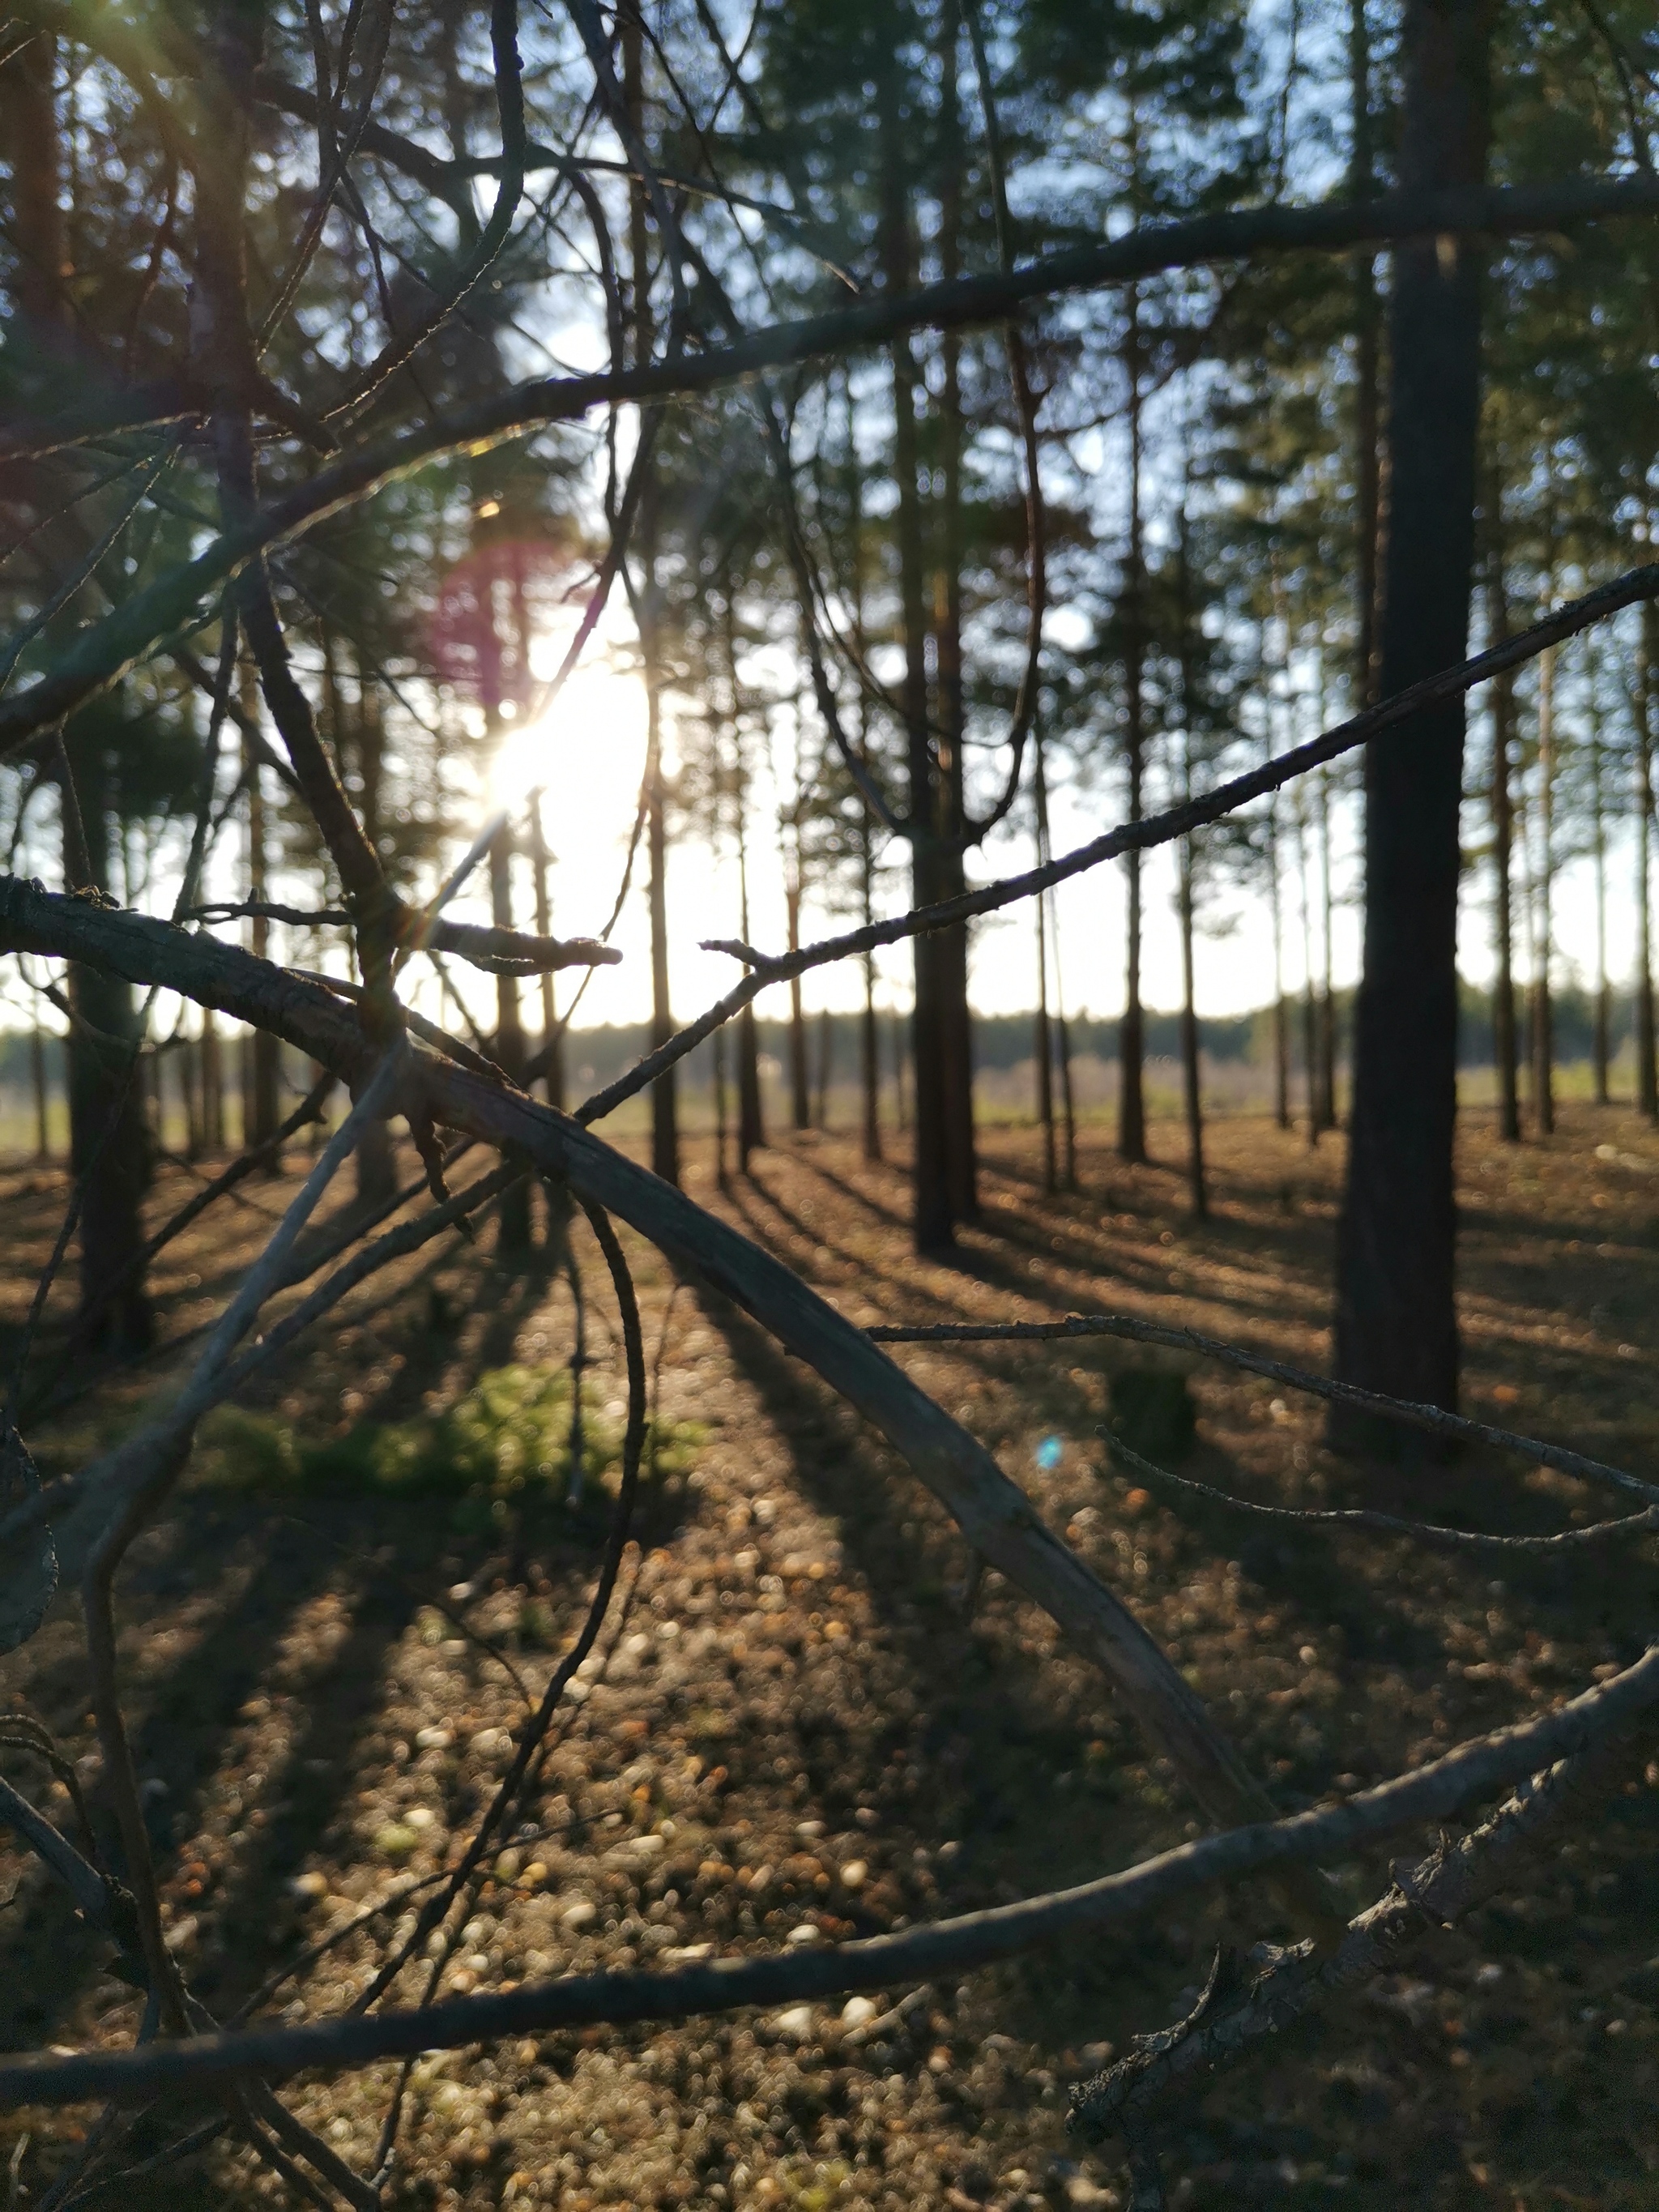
[2,1638,1656,2110]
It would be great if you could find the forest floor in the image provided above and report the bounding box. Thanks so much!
[2,1104,1659,2212]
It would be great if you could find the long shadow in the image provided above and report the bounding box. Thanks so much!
[0,1238,575,2056]
[725,1153,1452,1796]
[0,1503,343,2051]
[689,1283,1311,2054]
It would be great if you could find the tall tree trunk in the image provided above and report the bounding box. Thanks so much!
[815,1006,832,1129]
[1298,796,1320,1147]
[644,703,679,1184]
[201,1006,223,1151]
[892,1010,910,1134]
[183,1032,204,1161]
[527,798,564,1112]
[879,59,951,1249]
[860,846,882,1164]
[1530,643,1555,1138]
[1034,752,1057,1196]
[63,727,153,1352]
[1350,0,1382,710]
[1269,796,1290,1131]
[0,29,69,341]
[625,0,677,1190]
[736,779,765,1173]
[935,0,977,1227]
[713,1021,729,1189]
[1175,519,1207,1216]
[1485,483,1520,1141]
[242,659,283,1163]
[1333,0,1491,1442]
[1591,686,1610,1107]
[1317,770,1339,1129]
[787,877,810,1132]
[1118,288,1148,1165]
[491,825,533,1252]
[1638,599,1658,1121]
[31,1020,50,1161]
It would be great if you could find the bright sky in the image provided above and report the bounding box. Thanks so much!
[2,613,1639,1051]
[427,644,1644,1040]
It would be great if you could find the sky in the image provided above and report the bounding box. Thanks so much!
[420,638,1644,1045]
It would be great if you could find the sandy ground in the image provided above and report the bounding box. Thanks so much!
[2,1104,1659,2211]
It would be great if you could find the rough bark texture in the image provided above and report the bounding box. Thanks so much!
[62,730,153,1352]
[1333,0,1492,1443]
[1486,495,1520,1142]
[1118,302,1148,1167]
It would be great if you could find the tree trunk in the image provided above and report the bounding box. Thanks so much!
[879,58,951,1250]
[527,799,564,1113]
[242,660,283,1163]
[491,825,534,1253]
[1350,0,1382,711]
[1530,643,1555,1138]
[31,1020,50,1161]
[1638,599,1658,1121]
[1034,828,1057,1198]
[0,29,69,341]
[935,0,977,1228]
[1485,485,1520,1142]
[1591,687,1610,1107]
[1317,766,1338,1129]
[1118,288,1148,1166]
[63,727,153,1352]
[736,784,765,1172]
[1269,796,1290,1132]
[625,2,677,1190]
[1298,796,1320,1147]
[1333,0,1491,1442]
[787,880,811,1132]
[860,848,881,1164]
[201,1006,223,1151]
[815,1006,832,1129]
[713,1021,729,1189]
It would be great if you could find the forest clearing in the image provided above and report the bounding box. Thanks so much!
[6,0,1659,2201]
[3,1106,1658,2210]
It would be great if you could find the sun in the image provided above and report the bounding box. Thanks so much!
[487,665,650,818]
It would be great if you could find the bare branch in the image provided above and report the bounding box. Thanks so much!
[864,1310,1659,1507]
[6,178,1659,755]
[588,564,1659,1123]
[2,1640,1656,2108]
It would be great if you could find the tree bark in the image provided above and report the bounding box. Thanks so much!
[1591,697,1610,1107]
[787,877,810,1132]
[860,843,881,1164]
[242,660,283,1164]
[878,58,952,1251]
[491,823,533,1253]
[1529,644,1555,1138]
[1333,0,1492,1444]
[31,1020,50,1161]
[1485,485,1520,1142]
[736,774,765,1173]
[1350,0,1382,711]
[62,729,152,1352]
[1638,599,1658,1121]
[527,799,564,1113]
[935,0,977,1227]
[1269,796,1290,1131]
[625,0,677,1190]
[1317,769,1338,1130]
[815,1006,832,1129]
[1118,288,1148,1165]
[0,28,69,340]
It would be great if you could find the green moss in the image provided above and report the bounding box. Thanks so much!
[195,1365,705,1530]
